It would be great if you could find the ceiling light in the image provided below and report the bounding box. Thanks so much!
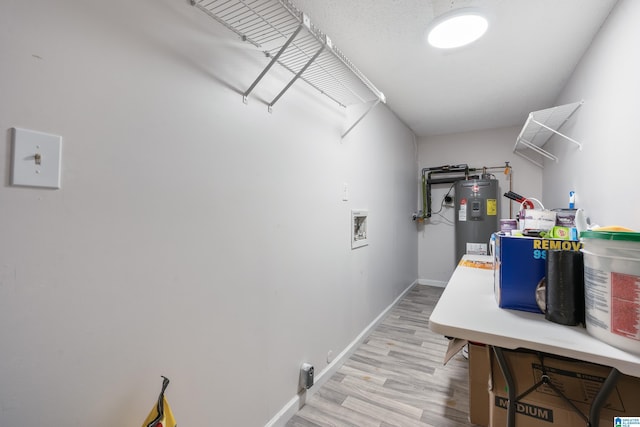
[426,8,489,49]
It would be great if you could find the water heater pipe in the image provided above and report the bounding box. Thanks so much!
[421,164,473,218]
[479,162,513,217]
[420,162,513,219]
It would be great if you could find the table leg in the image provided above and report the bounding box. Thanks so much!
[492,346,515,427]
[491,347,620,427]
[588,368,620,427]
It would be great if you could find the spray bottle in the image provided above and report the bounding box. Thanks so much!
[569,191,575,209]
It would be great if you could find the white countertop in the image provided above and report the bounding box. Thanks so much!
[429,255,640,377]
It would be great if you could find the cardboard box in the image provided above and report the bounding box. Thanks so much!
[489,349,640,427]
[469,343,491,427]
[443,341,491,427]
[493,234,582,313]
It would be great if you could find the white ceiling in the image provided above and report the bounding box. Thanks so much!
[291,0,618,137]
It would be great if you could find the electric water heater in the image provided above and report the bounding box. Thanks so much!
[454,178,499,262]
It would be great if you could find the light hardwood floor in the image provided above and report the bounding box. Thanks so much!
[286,284,475,427]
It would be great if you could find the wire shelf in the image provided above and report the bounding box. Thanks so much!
[513,101,583,168]
[191,0,385,108]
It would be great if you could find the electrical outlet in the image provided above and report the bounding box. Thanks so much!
[300,363,314,390]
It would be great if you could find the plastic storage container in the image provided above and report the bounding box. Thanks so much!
[581,230,640,354]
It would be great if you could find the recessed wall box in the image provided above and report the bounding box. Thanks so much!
[351,210,369,249]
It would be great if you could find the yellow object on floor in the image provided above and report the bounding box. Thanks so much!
[142,376,177,427]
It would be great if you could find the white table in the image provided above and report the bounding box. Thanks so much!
[429,255,640,427]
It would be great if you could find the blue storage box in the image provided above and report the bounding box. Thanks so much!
[493,234,582,313]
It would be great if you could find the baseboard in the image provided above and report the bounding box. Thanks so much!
[418,278,447,288]
[264,279,418,427]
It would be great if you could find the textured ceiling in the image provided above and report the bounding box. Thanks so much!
[291,0,618,137]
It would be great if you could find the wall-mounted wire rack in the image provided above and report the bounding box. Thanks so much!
[513,101,584,168]
[191,0,386,137]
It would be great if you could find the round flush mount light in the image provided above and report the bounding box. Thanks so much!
[426,8,489,49]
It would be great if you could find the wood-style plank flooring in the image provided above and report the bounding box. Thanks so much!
[287,285,476,427]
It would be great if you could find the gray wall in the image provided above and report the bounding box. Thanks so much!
[0,1,418,426]
[418,0,640,284]
[417,127,543,284]
[543,0,640,229]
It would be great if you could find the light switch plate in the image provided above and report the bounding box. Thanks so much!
[342,183,349,201]
[11,127,62,189]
